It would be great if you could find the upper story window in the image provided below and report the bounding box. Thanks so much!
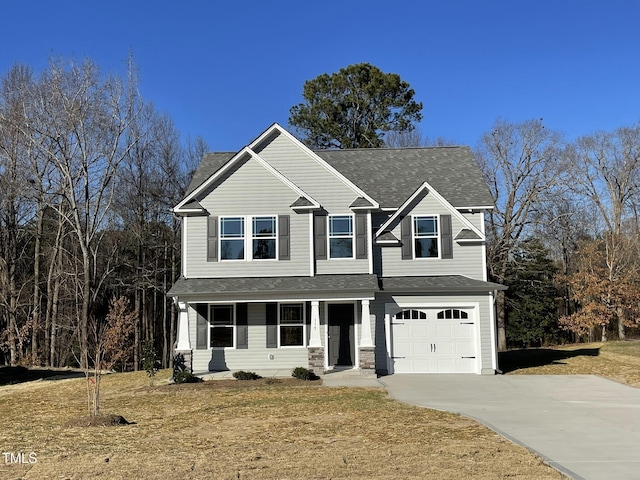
[414,215,439,258]
[252,216,276,260]
[210,304,235,348]
[279,303,305,347]
[220,217,245,260]
[329,215,354,259]
[219,216,278,261]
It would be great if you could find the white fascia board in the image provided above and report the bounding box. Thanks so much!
[374,181,485,240]
[257,123,381,210]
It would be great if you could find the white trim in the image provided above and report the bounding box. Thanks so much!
[251,124,380,209]
[182,217,188,278]
[481,214,488,282]
[190,296,375,304]
[489,291,497,372]
[375,182,485,241]
[218,215,280,262]
[367,212,373,274]
[412,214,442,260]
[309,212,315,276]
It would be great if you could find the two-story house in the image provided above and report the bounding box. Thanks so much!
[168,123,506,375]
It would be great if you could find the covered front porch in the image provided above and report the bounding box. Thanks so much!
[167,274,379,374]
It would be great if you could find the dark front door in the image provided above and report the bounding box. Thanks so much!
[328,303,355,366]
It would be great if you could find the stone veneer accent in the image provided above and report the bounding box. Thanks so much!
[175,349,193,373]
[308,347,325,374]
[358,347,375,372]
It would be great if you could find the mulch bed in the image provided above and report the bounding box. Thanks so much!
[66,414,133,427]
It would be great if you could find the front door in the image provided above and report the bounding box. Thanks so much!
[328,303,355,367]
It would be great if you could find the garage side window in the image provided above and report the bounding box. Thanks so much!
[436,309,468,319]
[394,309,427,320]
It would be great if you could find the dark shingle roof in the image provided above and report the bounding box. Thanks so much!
[167,274,380,298]
[455,229,482,241]
[185,152,234,197]
[316,147,493,208]
[380,276,507,292]
[181,145,493,210]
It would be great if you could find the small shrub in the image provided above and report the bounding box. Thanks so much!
[173,370,202,384]
[173,353,187,375]
[232,370,262,380]
[141,339,161,380]
[291,367,319,381]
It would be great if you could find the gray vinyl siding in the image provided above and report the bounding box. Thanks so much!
[185,155,310,278]
[190,303,309,372]
[255,132,365,212]
[378,192,485,279]
[371,293,494,374]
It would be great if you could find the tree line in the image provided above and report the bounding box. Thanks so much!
[0,57,205,368]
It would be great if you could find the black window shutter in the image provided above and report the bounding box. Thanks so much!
[355,213,367,259]
[314,213,327,260]
[236,303,248,349]
[207,216,218,262]
[196,304,208,349]
[278,215,290,260]
[401,216,412,260]
[266,303,278,348]
[441,214,453,259]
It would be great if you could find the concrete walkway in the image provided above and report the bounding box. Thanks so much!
[381,374,640,480]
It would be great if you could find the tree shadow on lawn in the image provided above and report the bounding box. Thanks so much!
[499,347,601,373]
[0,365,85,386]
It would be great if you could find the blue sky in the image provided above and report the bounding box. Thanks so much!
[2,1,639,151]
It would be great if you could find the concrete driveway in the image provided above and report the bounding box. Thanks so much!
[381,374,640,480]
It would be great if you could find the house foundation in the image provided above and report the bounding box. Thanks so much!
[308,347,324,374]
[358,347,375,372]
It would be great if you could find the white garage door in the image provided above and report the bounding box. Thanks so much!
[391,308,477,373]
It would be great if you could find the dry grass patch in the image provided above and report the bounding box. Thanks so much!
[501,340,640,387]
[0,370,563,479]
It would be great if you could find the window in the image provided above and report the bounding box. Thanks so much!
[437,309,468,320]
[210,305,234,348]
[329,215,354,258]
[394,309,427,320]
[252,216,276,260]
[279,303,305,347]
[414,216,439,258]
[220,217,245,260]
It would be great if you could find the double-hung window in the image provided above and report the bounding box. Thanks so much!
[220,217,245,260]
[279,303,305,347]
[414,215,439,258]
[328,215,354,259]
[252,216,276,260]
[210,305,234,348]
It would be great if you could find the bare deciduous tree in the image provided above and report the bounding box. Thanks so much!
[475,118,564,351]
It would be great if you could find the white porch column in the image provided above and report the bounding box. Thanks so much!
[309,301,322,347]
[175,301,191,350]
[360,300,374,347]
